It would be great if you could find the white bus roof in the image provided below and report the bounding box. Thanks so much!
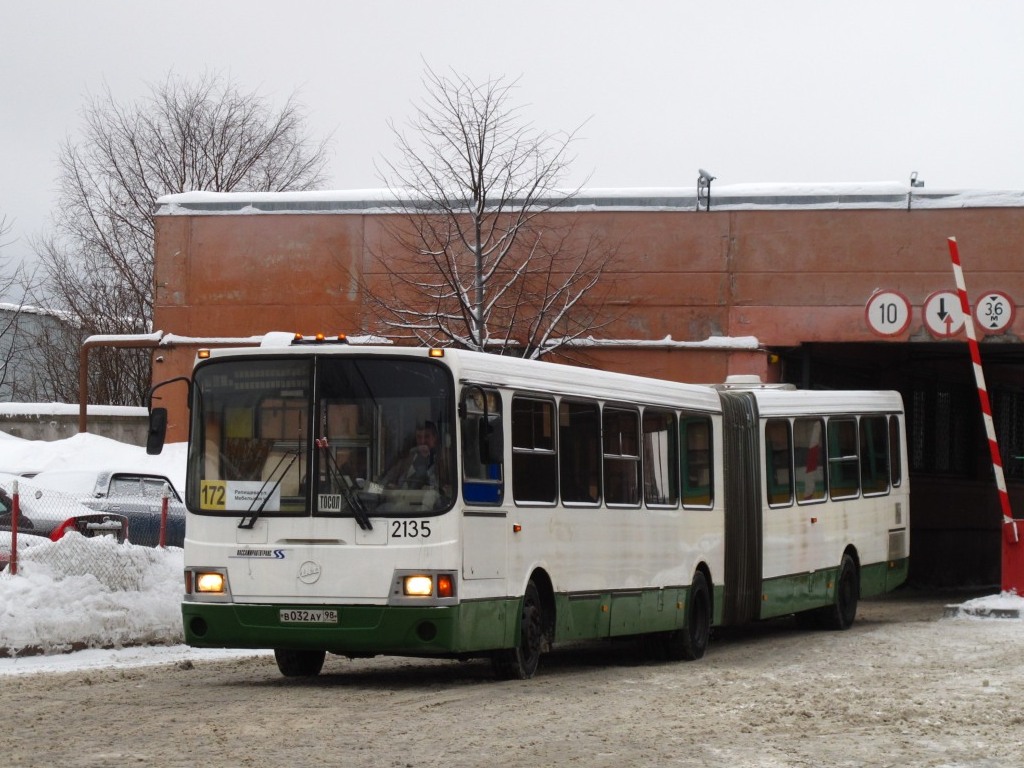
[748,388,904,416]
[199,344,724,413]
[198,344,902,415]
[448,348,723,412]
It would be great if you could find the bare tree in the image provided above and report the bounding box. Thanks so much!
[369,67,615,359]
[0,214,21,398]
[30,72,332,405]
[0,214,44,401]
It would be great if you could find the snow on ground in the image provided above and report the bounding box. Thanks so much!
[0,429,1021,678]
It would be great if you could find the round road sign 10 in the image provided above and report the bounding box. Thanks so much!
[865,290,912,337]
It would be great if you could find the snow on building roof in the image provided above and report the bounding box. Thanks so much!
[154,182,1024,215]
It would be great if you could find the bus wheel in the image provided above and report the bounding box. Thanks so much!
[274,648,326,677]
[665,571,711,661]
[821,554,859,631]
[492,580,544,680]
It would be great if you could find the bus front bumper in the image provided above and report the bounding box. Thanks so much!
[182,599,517,656]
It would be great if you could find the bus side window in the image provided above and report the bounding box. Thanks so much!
[794,417,826,503]
[560,401,601,504]
[681,415,713,507]
[461,388,504,505]
[603,407,641,506]
[888,415,903,487]
[827,417,860,499]
[643,409,678,507]
[512,397,557,504]
[860,415,890,496]
[765,418,793,507]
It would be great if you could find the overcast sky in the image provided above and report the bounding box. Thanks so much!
[3,1,1024,274]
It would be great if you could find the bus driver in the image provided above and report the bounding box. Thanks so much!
[384,421,441,490]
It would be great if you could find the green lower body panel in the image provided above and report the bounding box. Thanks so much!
[553,584,720,643]
[866,556,909,596]
[758,557,910,620]
[182,598,519,655]
[555,588,687,642]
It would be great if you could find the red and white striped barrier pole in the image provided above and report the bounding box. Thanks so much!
[948,237,1022,593]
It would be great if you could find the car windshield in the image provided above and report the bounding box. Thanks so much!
[108,475,178,500]
[187,355,455,518]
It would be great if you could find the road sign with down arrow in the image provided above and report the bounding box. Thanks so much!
[923,290,966,338]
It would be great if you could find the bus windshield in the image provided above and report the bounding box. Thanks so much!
[187,355,455,519]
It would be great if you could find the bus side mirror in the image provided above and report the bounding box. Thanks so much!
[479,416,503,465]
[147,407,168,455]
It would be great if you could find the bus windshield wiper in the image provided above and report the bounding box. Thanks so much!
[238,450,298,530]
[316,437,373,531]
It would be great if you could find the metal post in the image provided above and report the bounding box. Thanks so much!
[10,479,19,576]
[697,169,715,212]
[159,485,169,548]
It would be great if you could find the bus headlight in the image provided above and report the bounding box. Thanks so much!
[390,570,458,605]
[404,575,434,596]
[185,568,232,602]
[196,571,226,594]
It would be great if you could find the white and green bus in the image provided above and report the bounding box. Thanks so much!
[148,334,909,679]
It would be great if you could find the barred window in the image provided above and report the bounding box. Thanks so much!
[993,388,1024,481]
[909,385,974,476]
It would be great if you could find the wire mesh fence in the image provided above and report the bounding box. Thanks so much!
[1,478,179,580]
[2,532,151,589]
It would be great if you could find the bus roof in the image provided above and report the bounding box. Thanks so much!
[748,387,904,416]
[197,343,902,415]
[448,348,723,412]
[198,343,724,413]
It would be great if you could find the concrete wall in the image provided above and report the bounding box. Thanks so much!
[0,407,148,445]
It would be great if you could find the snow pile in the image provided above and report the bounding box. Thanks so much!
[951,591,1024,619]
[0,431,187,495]
[0,534,185,655]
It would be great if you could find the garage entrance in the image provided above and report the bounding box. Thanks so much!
[776,342,1024,587]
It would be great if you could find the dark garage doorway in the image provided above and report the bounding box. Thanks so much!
[776,342,1024,587]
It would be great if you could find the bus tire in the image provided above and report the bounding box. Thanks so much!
[274,648,326,677]
[492,580,544,680]
[821,553,859,631]
[665,571,711,661]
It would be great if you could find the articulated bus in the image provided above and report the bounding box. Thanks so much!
[148,334,909,679]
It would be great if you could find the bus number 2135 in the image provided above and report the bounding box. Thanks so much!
[391,520,431,539]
